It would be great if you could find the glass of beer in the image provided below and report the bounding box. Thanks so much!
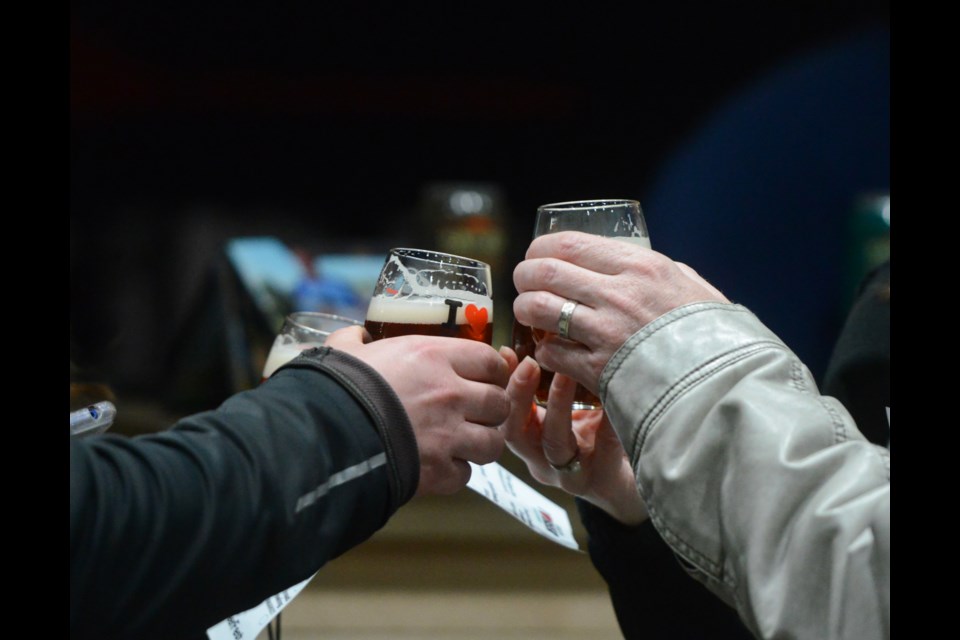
[512,199,650,410]
[262,311,364,379]
[365,248,494,345]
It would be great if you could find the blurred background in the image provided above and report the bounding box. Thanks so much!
[70,2,889,637]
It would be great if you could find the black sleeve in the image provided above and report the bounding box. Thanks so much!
[576,499,753,640]
[70,347,418,640]
[821,260,890,448]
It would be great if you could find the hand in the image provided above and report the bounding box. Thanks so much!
[499,349,647,526]
[513,231,729,394]
[326,326,510,496]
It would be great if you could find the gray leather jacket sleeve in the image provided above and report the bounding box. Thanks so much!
[599,302,890,640]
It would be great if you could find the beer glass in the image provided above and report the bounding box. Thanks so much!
[512,199,650,410]
[365,248,494,345]
[262,311,363,379]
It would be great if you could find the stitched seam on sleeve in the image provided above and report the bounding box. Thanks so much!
[818,396,849,445]
[630,341,785,462]
[631,341,787,588]
[602,303,747,394]
[647,505,737,590]
[277,348,415,510]
[310,360,409,509]
[790,359,806,392]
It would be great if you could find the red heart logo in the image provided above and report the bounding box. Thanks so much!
[465,304,488,336]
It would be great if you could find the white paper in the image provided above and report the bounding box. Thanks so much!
[206,573,313,640]
[467,461,580,551]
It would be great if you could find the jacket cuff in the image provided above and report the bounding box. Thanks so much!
[277,346,419,511]
[599,302,786,463]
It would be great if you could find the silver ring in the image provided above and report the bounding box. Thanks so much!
[549,447,582,474]
[557,300,579,339]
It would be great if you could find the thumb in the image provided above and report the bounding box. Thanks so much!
[324,325,369,349]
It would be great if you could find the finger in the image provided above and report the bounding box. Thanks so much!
[569,409,607,456]
[534,336,597,395]
[513,291,600,346]
[540,373,581,467]
[324,325,367,349]
[501,356,540,442]
[524,231,650,274]
[450,422,506,465]
[447,340,511,387]
[419,458,473,496]
[513,257,608,307]
[499,346,520,375]
[460,381,512,427]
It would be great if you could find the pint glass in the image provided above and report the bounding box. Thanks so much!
[262,311,364,379]
[365,248,494,345]
[512,199,650,410]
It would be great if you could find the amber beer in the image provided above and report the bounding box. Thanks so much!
[514,235,652,410]
[510,322,594,409]
[365,296,494,345]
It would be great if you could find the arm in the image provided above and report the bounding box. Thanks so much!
[513,232,890,639]
[70,347,415,640]
[601,303,890,639]
[498,346,749,639]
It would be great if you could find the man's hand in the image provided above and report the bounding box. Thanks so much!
[327,326,510,495]
[513,231,729,393]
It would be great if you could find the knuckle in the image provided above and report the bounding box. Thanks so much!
[531,293,555,320]
[646,253,676,280]
[533,258,562,289]
[555,234,581,260]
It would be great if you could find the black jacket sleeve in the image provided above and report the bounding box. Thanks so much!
[70,347,418,640]
[821,260,890,447]
[576,499,753,640]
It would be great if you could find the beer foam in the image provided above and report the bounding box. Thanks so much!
[613,235,652,248]
[376,251,492,303]
[365,295,493,324]
[262,339,323,378]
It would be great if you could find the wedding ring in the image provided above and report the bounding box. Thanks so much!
[557,300,579,339]
[548,447,582,474]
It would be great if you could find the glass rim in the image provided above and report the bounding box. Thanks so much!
[389,247,491,270]
[286,311,363,332]
[537,199,641,212]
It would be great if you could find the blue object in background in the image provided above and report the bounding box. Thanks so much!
[292,275,363,316]
[644,26,889,381]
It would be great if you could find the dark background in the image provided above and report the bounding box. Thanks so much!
[70,1,890,415]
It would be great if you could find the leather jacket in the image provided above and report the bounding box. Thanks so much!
[599,302,890,639]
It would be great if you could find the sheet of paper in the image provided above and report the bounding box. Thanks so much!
[206,573,313,640]
[467,461,580,551]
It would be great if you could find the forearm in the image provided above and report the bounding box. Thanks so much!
[600,303,890,639]
[70,348,417,639]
